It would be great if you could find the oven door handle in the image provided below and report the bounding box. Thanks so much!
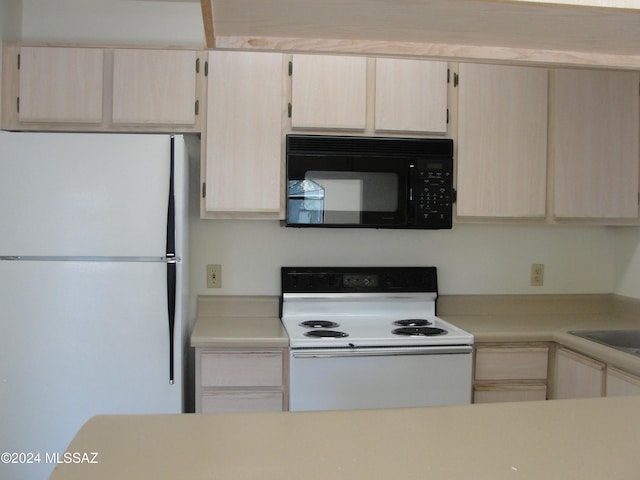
[291,345,473,358]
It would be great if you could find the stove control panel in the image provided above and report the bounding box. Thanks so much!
[281,267,438,294]
[343,273,378,289]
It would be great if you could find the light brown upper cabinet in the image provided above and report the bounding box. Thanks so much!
[550,68,640,221]
[1,43,203,132]
[374,58,448,134]
[455,63,549,219]
[112,49,199,127]
[15,46,104,124]
[289,54,449,135]
[202,50,285,219]
[290,54,367,131]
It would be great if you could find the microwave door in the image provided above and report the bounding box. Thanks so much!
[308,172,363,224]
[304,169,405,227]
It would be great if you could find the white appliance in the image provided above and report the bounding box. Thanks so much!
[0,132,188,480]
[280,267,473,412]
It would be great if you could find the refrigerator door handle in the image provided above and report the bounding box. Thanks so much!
[166,136,177,385]
[167,261,177,385]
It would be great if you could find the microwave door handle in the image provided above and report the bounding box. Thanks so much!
[408,163,415,201]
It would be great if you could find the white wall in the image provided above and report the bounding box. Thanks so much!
[20,0,203,46]
[188,217,618,296]
[614,228,640,298]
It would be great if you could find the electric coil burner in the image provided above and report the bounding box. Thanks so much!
[393,319,432,327]
[280,266,474,412]
[392,326,446,336]
[304,330,348,338]
[300,320,340,329]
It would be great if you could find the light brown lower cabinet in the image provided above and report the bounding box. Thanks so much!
[606,367,640,397]
[195,347,288,413]
[474,342,640,404]
[473,344,550,403]
[554,347,605,399]
[474,384,547,403]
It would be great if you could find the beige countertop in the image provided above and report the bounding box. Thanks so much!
[191,295,287,348]
[441,312,640,375]
[50,395,640,480]
[192,293,640,372]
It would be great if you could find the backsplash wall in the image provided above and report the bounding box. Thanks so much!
[188,216,617,297]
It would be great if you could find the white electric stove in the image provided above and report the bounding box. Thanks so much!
[280,267,474,412]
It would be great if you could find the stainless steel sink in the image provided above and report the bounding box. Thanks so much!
[569,330,640,357]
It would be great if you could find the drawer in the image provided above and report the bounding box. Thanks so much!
[200,350,283,387]
[475,346,549,381]
[474,384,547,403]
[201,390,284,413]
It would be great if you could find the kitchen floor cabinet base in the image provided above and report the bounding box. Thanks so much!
[195,347,288,413]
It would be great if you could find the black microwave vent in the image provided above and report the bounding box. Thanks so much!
[286,134,453,157]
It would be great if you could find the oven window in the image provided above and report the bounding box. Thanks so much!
[287,171,399,225]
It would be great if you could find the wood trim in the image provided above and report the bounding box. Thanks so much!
[200,0,216,48]
[214,35,640,70]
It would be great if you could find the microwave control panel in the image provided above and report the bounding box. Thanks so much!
[411,158,454,229]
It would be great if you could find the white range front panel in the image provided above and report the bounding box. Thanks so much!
[289,346,473,411]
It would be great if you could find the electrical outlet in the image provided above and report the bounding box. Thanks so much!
[530,263,544,287]
[206,264,222,288]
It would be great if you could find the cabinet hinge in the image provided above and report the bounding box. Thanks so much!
[453,72,459,87]
[288,102,292,118]
[196,57,200,74]
[195,100,199,116]
[288,61,293,76]
[204,61,209,77]
[202,182,206,198]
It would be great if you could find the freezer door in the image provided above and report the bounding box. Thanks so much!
[0,132,181,257]
[0,260,183,480]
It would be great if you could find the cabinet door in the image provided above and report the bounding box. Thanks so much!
[474,384,547,403]
[112,49,198,126]
[606,367,640,397]
[199,350,284,387]
[554,347,604,399]
[375,58,448,133]
[475,346,549,381]
[204,51,284,216]
[18,46,104,123]
[551,69,640,219]
[456,63,548,218]
[290,54,367,130]
[201,391,284,413]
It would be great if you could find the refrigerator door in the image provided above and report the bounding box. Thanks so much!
[0,132,174,257]
[0,259,183,480]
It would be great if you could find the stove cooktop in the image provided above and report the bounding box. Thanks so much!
[281,315,473,348]
[280,266,474,348]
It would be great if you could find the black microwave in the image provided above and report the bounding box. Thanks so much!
[285,134,455,229]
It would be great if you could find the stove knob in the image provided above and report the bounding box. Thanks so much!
[382,275,396,288]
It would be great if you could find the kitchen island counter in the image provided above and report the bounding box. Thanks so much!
[50,395,640,479]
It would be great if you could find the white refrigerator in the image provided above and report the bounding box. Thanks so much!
[0,132,189,480]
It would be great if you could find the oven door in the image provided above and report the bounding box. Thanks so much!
[288,346,473,412]
[286,153,409,227]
